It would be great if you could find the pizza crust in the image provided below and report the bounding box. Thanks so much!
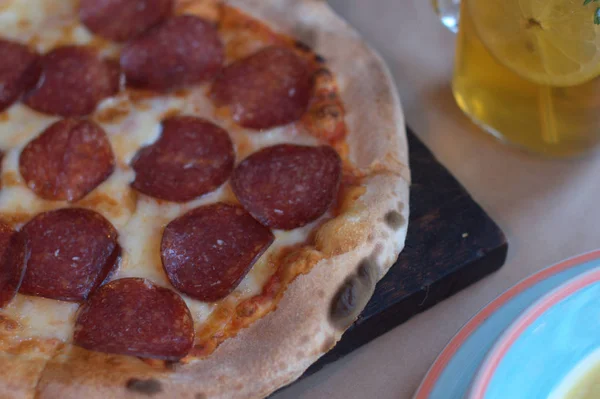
[5,0,410,397]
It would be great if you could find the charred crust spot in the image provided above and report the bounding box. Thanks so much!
[314,54,326,64]
[330,280,357,322]
[126,378,163,396]
[357,258,375,282]
[195,394,208,399]
[330,258,378,329]
[385,210,405,230]
[294,40,312,52]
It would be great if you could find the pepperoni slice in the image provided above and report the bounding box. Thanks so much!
[74,278,194,360]
[210,46,312,130]
[19,119,115,202]
[24,46,120,117]
[79,0,173,42]
[120,15,223,91]
[0,39,40,112]
[0,223,28,308]
[131,116,234,202]
[231,144,342,230]
[19,208,120,302]
[161,203,274,302]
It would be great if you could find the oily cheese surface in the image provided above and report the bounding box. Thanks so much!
[0,0,321,347]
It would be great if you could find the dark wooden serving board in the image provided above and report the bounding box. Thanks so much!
[296,127,509,379]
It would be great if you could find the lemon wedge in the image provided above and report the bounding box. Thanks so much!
[468,0,600,86]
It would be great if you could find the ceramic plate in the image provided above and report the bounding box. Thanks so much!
[471,267,600,398]
[413,250,600,399]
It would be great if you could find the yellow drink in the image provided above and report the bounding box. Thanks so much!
[453,0,600,157]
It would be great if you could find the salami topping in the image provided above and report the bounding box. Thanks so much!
[19,208,120,302]
[131,116,234,202]
[210,46,312,130]
[120,15,224,91]
[231,144,342,230]
[74,278,194,360]
[0,39,40,112]
[0,223,28,308]
[24,46,120,117]
[79,0,173,42]
[19,119,115,202]
[161,203,274,302]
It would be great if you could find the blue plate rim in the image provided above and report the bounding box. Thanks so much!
[413,249,600,399]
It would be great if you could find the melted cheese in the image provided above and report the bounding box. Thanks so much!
[2,296,78,341]
[0,0,321,345]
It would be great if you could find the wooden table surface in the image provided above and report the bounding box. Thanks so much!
[274,0,600,398]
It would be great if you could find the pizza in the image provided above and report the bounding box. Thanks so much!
[0,0,409,398]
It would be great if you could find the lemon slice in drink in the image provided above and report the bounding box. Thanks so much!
[468,0,600,86]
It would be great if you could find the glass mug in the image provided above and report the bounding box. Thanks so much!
[434,0,600,157]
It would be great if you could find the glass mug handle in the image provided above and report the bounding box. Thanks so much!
[431,0,461,33]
